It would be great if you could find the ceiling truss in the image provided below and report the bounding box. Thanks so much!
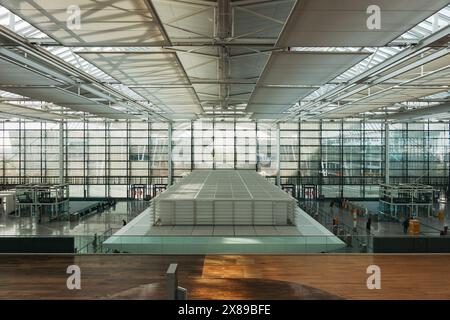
[0,0,449,122]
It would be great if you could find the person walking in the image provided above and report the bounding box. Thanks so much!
[403,217,410,235]
[438,209,445,224]
[329,201,335,217]
[92,233,98,252]
[314,201,320,220]
[366,217,372,233]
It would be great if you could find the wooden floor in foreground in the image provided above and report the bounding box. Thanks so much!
[0,254,449,300]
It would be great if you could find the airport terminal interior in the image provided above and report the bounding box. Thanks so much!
[0,0,449,300]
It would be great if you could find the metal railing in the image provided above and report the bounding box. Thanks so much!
[299,201,373,252]
[76,227,121,253]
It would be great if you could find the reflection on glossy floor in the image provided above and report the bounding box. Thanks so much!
[0,201,149,236]
[0,254,449,300]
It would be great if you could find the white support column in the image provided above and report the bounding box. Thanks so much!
[276,122,281,186]
[168,122,173,186]
[59,121,64,184]
[385,121,390,185]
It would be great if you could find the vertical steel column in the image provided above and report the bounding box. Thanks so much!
[2,123,5,185]
[39,123,43,183]
[212,120,215,170]
[149,122,153,187]
[385,121,390,185]
[105,122,109,197]
[126,120,130,197]
[85,120,89,197]
[59,121,64,184]
[18,120,22,184]
[65,122,68,185]
[297,121,301,199]
[168,122,173,186]
[318,120,323,197]
[23,121,26,183]
[340,120,344,199]
[190,121,194,172]
[255,121,259,172]
[233,121,237,169]
[362,120,366,198]
[83,118,87,197]
[276,122,281,186]
[427,121,430,185]
[448,123,450,196]
[405,123,409,182]
[216,0,231,111]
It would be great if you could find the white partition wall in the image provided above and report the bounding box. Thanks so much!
[154,170,296,226]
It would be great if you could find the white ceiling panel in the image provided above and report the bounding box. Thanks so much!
[251,113,285,120]
[1,86,134,119]
[78,51,201,113]
[192,83,219,99]
[164,113,198,120]
[102,112,140,120]
[233,0,295,39]
[230,84,255,101]
[79,52,188,85]
[151,0,215,40]
[0,58,63,86]
[251,87,312,105]
[0,103,67,121]
[133,86,202,113]
[328,88,448,116]
[4,86,100,105]
[259,52,370,86]
[0,0,168,46]
[277,0,450,47]
[176,51,218,82]
[248,104,295,113]
[230,53,270,80]
[247,87,313,113]
[368,88,448,104]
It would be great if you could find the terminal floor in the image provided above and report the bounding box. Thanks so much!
[0,201,149,236]
[0,254,449,300]
[317,201,450,236]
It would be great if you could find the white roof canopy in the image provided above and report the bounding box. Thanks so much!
[247,51,370,116]
[277,0,450,47]
[1,86,139,119]
[78,52,189,85]
[0,0,169,46]
[0,0,448,121]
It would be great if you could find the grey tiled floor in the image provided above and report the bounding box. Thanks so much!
[316,200,450,236]
[0,201,149,236]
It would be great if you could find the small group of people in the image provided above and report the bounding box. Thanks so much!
[329,198,349,211]
[330,199,372,233]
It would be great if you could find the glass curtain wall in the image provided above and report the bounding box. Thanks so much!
[0,120,448,199]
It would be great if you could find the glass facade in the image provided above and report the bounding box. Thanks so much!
[0,120,448,199]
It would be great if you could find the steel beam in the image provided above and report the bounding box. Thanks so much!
[378,102,450,121]
[282,24,450,121]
